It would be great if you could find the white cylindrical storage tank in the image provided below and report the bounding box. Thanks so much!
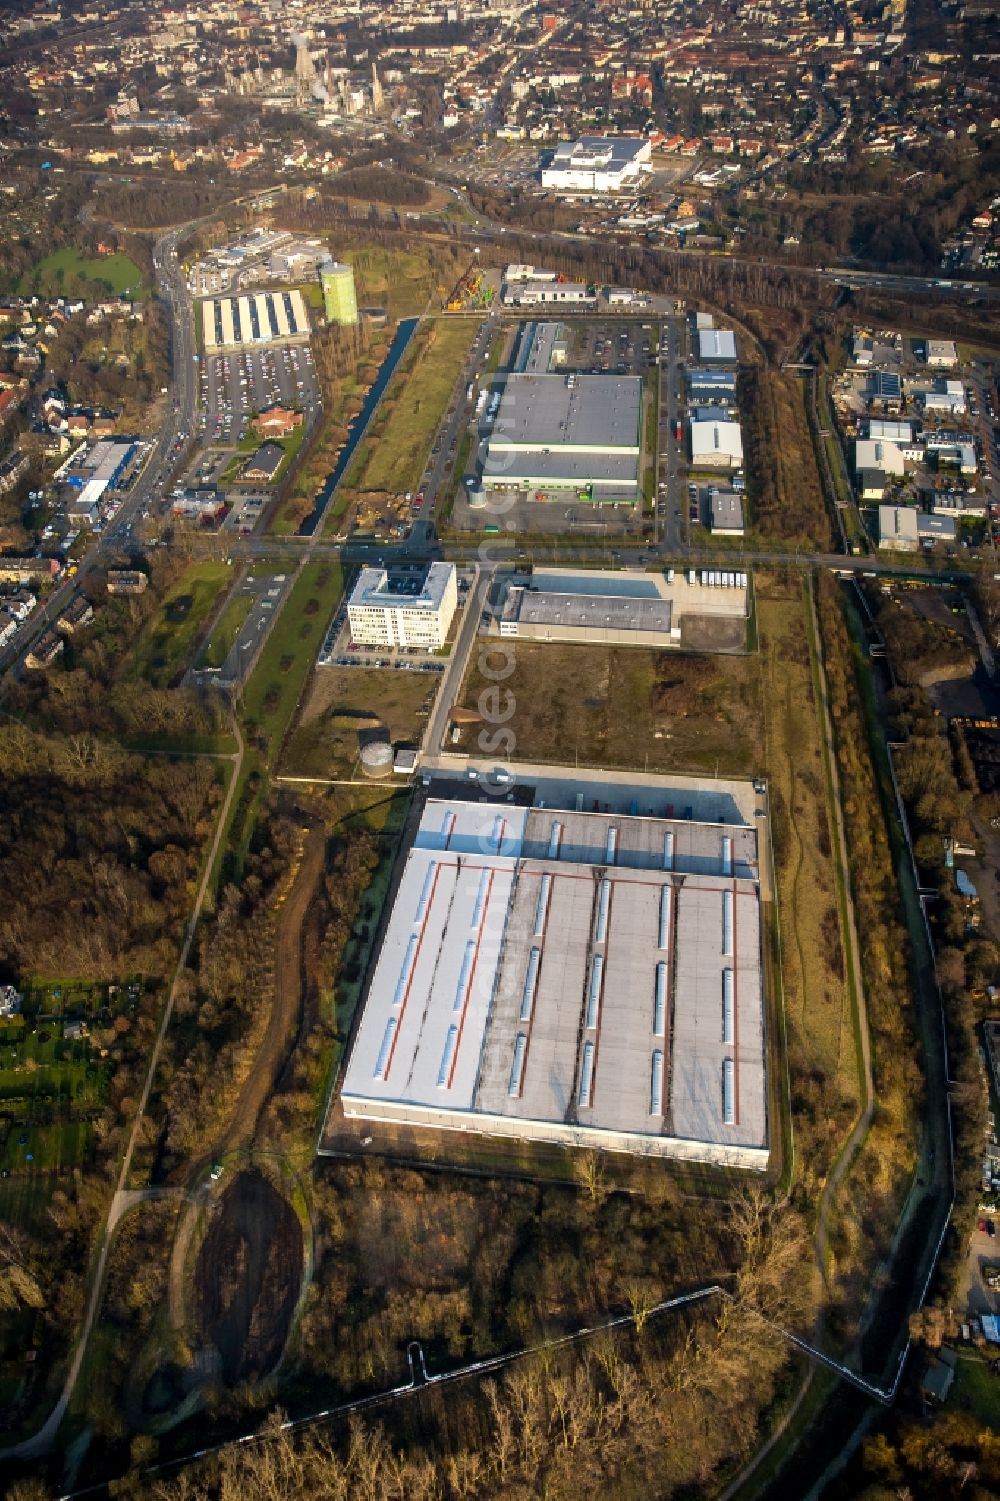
[586,955,604,1029]
[722,968,734,1045]
[721,835,733,877]
[605,826,618,864]
[663,830,674,871]
[508,1032,527,1097]
[547,820,563,859]
[414,863,436,925]
[722,889,733,957]
[595,878,610,944]
[534,873,551,936]
[722,1057,735,1125]
[654,962,667,1037]
[650,1049,664,1116]
[360,740,393,778]
[658,887,671,950]
[373,1016,397,1080]
[520,947,541,1022]
[579,1039,595,1107]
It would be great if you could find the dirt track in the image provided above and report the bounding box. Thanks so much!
[215,824,327,1156]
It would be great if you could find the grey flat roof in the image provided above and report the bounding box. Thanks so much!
[482,451,639,488]
[504,585,674,634]
[489,374,641,452]
[341,797,766,1159]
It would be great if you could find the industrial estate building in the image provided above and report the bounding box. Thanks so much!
[541,135,652,193]
[340,789,768,1169]
[878,504,958,550]
[201,289,311,352]
[477,373,642,505]
[690,414,744,469]
[696,327,738,363]
[496,567,747,648]
[710,489,745,535]
[347,561,458,649]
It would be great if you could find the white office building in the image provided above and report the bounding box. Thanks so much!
[348,562,458,650]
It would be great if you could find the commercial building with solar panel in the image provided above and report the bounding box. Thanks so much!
[339,778,769,1170]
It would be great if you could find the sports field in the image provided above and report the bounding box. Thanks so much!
[18,247,144,297]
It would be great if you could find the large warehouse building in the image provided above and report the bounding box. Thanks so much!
[496,567,748,648]
[478,373,642,505]
[340,789,768,1169]
[201,289,311,352]
[541,135,652,193]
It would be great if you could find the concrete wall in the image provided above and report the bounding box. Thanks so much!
[339,1095,771,1171]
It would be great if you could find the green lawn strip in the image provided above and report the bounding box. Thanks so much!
[804,577,867,1104]
[213,560,345,890]
[198,592,256,670]
[128,561,233,688]
[354,320,477,496]
[118,732,239,756]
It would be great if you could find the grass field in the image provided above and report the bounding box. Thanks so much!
[283,666,437,780]
[18,246,144,297]
[756,572,858,1185]
[342,245,462,320]
[949,1352,1000,1428]
[347,319,476,496]
[199,591,256,670]
[455,642,764,776]
[0,1120,94,1176]
[129,561,232,687]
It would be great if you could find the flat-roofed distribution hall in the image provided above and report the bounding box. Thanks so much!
[341,788,768,1169]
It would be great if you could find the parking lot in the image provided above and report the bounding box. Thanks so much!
[566,320,656,376]
[191,570,294,689]
[201,343,320,444]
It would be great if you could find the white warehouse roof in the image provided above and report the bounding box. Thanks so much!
[697,328,737,362]
[691,418,744,465]
[340,794,768,1168]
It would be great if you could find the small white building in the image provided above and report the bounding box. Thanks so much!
[922,379,966,415]
[855,438,906,477]
[878,504,919,551]
[348,562,458,650]
[691,418,743,469]
[924,339,958,368]
[697,328,738,363]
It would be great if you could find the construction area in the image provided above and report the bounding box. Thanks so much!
[337,779,768,1170]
